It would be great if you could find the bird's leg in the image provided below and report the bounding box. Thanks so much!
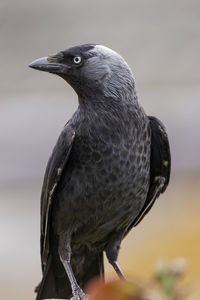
[110,260,126,279]
[61,261,87,299]
[105,234,126,280]
[58,234,88,300]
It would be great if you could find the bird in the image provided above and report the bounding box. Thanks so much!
[29,44,171,300]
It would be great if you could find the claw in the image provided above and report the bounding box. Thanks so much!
[70,287,89,300]
[70,294,89,300]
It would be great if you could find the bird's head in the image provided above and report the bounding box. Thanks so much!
[29,44,136,101]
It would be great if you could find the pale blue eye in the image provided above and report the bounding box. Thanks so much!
[73,56,82,64]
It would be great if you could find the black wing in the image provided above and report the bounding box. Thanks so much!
[127,116,171,231]
[40,123,75,271]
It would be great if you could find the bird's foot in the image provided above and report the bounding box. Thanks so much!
[70,288,89,300]
[70,295,89,300]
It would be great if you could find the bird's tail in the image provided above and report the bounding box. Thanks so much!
[35,255,59,300]
[35,251,104,300]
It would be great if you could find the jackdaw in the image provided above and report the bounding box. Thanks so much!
[29,44,171,300]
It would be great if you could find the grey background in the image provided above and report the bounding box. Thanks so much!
[0,1,199,299]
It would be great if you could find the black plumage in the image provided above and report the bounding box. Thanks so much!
[130,116,171,228]
[29,44,171,300]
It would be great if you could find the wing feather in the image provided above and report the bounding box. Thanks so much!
[127,116,171,231]
[40,123,75,270]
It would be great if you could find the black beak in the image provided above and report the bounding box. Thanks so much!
[29,57,67,74]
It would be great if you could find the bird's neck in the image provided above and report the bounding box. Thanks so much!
[76,71,138,108]
[71,93,143,139]
[78,93,139,115]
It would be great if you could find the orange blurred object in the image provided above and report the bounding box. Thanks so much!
[86,279,145,300]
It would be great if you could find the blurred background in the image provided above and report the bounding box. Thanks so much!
[0,0,200,299]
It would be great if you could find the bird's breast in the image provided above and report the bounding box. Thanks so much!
[53,111,151,241]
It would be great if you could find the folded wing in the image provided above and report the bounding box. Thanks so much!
[127,116,171,230]
[40,123,75,271]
